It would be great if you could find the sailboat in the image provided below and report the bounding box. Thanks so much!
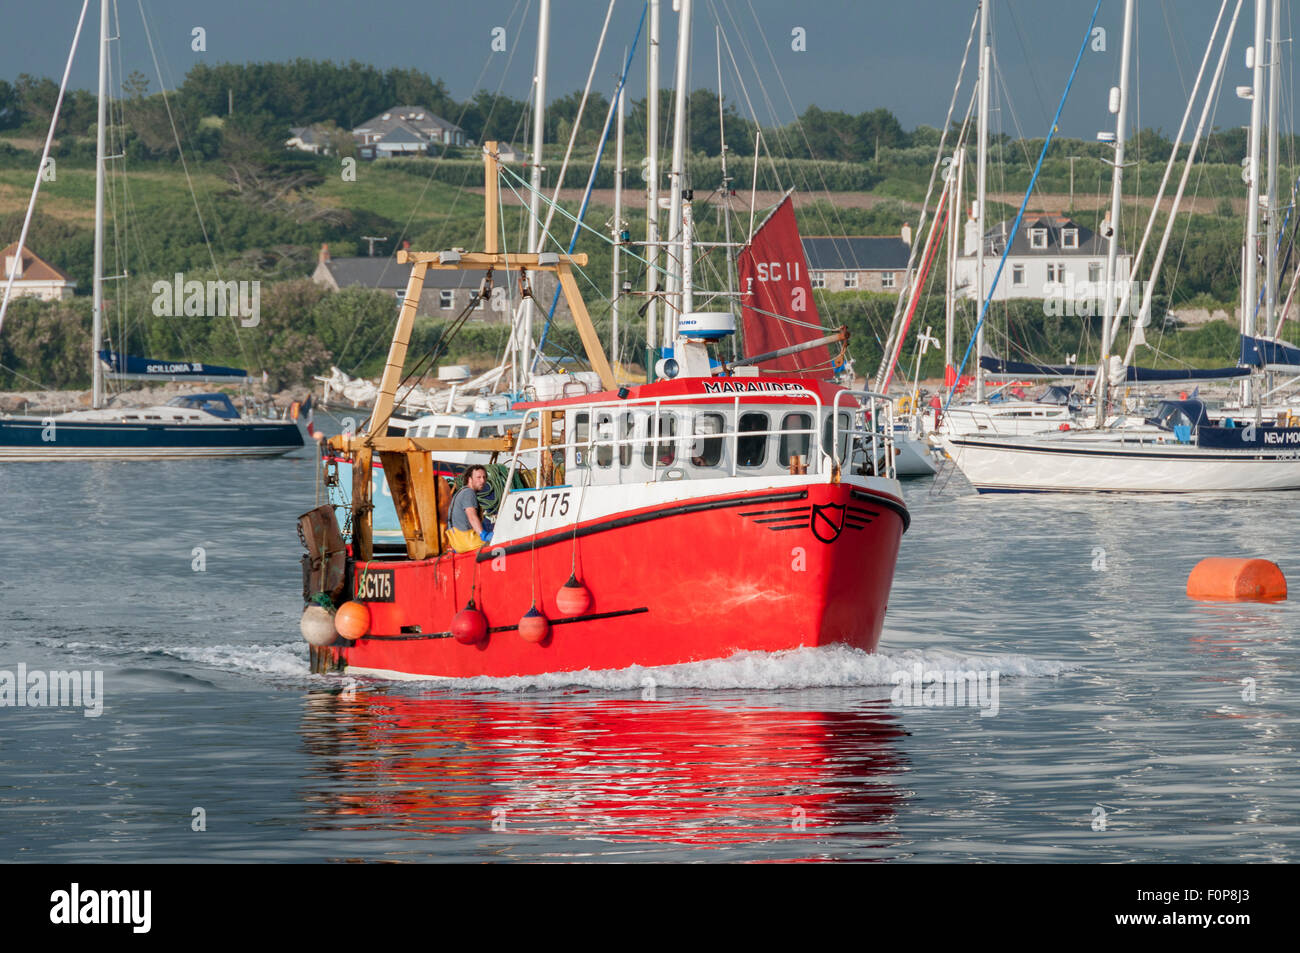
[941,0,1300,493]
[0,1,303,461]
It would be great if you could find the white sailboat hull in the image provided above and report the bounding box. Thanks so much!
[894,431,939,476]
[942,433,1300,493]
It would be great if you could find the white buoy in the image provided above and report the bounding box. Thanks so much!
[300,604,337,646]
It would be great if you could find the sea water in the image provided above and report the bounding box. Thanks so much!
[1,432,1297,862]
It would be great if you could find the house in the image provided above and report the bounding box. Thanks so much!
[954,214,1133,312]
[802,226,913,294]
[1,243,75,301]
[311,244,569,323]
[286,125,328,154]
[351,106,466,159]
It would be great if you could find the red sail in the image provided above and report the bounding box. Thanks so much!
[738,196,834,376]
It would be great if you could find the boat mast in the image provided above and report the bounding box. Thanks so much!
[1264,0,1281,351]
[612,78,625,369]
[717,26,738,360]
[974,0,990,402]
[523,0,551,382]
[1095,0,1135,427]
[945,148,962,388]
[91,0,109,410]
[666,0,693,343]
[1242,0,1267,406]
[645,0,661,375]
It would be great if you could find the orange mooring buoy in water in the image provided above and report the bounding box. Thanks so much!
[334,600,371,640]
[1186,558,1287,602]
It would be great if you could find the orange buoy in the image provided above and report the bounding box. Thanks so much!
[452,599,488,645]
[518,605,550,643]
[1187,558,1287,602]
[1058,423,1071,431]
[555,573,592,616]
[334,600,371,640]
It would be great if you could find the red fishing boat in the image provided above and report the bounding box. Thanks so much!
[296,143,908,679]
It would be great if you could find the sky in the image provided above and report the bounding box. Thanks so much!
[0,1,1277,141]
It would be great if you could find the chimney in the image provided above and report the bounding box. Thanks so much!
[402,240,411,251]
[900,223,912,247]
[319,243,330,264]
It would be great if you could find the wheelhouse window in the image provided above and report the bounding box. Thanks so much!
[643,412,677,467]
[690,413,725,467]
[619,412,636,467]
[595,412,615,468]
[822,411,852,464]
[736,412,769,468]
[571,412,590,468]
[779,412,813,467]
[453,425,469,438]
[434,424,451,437]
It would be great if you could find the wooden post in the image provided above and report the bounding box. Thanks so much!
[369,260,429,439]
[557,264,616,391]
[540,409,556,486]
[484,141,499,256]
[353,446,373,561]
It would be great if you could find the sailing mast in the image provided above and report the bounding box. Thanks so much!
[1264,0,1281,367]
[91,0,109,409]
[645,0,661,375]
[611,77,625,369]
[1094,0,1135,427]
[717,26,738,360]
[945,149,963,387]
[1242,0,1266,407]
[974,0,991,402]
[665,0,693,342]
[523,0,552,383]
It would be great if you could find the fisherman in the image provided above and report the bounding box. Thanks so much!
[447,464,493,553]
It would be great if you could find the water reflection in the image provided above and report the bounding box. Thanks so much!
[299,690,909,854]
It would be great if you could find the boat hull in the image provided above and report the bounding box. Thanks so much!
[0,416,304,460]
[324,478,907,679]
[943,433,1300,492]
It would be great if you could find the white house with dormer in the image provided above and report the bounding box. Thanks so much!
[1,243,75,301]
[954,214,1132,313]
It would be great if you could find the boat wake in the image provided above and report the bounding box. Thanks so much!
[375,644,1076,694]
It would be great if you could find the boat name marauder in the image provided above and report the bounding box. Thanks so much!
[702,381,811,394]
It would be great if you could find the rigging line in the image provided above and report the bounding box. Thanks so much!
[535,3,647,367]
[716,1,841,243]
[536,0,619,248]
[0,0,91,336]
[944,0,1104,415]
[135,0,258,374]
[709,2,782,192]
[735,0,859,253]
[338,0,531,371]
[876,14,981,391]
[497,161,671,280]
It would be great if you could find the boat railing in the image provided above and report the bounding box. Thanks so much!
[504,386,899,484]
[832,390,896,480]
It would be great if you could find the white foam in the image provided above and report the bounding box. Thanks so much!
[146,642,310,678]
[382,644,1075,693]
